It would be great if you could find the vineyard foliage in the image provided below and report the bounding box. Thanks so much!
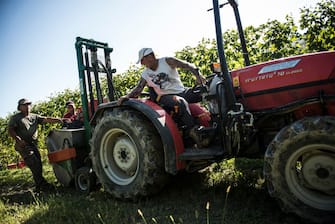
[0,0,333,166]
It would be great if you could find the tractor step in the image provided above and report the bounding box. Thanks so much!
[178,146,224,161]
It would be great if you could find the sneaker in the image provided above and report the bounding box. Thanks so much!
[189,126,210,148]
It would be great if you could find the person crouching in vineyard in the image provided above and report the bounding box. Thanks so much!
[8,98,70,192]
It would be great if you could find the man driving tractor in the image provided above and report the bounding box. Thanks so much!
[118,47,209,147]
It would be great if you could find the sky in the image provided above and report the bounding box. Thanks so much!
[0,0,320,118]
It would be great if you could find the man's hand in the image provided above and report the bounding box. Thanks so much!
[15,136,26,148]
[194,69,207,85]
[8,127,26,148]
[62,118,72,123]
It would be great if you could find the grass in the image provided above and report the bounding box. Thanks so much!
[0,157,304,224]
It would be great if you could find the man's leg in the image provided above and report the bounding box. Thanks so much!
[179,88,202,104]
[17,145,47,188]
[159,95,209,147]
[159,95,195,129]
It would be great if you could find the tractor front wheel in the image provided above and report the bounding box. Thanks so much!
[91,108,167,200]
[264,116,335,223]
[75,166,97,194]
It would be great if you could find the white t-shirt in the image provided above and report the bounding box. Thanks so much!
[141,57,185,95]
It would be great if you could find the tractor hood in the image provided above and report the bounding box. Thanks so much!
[231,50,335,111]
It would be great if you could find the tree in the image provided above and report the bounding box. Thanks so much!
[248,16,303,62]
[299,0,335,51]
[175,38,218,83]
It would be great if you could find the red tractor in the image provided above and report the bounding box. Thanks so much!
[46,0,335,223]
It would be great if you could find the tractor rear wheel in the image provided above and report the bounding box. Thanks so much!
[91,108,167,200]
[264,116,335,223]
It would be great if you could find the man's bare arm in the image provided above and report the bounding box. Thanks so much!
[166,57,197,71]
[118,78,147,105]
[43,117,63,124]
[165,57,206,85]
[126,78,147,98]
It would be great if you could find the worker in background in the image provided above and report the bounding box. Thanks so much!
[8,98,70,192]
[63,100,77,121]
[118,48,208,147]
[63,100,83,128]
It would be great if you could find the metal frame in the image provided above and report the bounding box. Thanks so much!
[75,37,116,141]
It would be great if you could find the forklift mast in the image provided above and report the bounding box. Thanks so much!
[75,37,116,139]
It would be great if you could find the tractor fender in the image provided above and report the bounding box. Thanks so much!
[90,99,185,175]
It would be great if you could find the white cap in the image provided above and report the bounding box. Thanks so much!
[137,48,153,64]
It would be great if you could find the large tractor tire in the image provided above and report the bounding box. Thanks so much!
[91,108,168,200]
[264,116,335,223]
